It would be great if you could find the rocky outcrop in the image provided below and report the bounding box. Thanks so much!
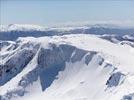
[122,93,134,100]
[106,72,125,87]
[0,49,37,86]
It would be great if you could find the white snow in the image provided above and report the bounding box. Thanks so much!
[0,34,134,100]
[0,24,46,32]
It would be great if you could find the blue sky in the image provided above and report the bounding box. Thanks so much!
[0,0,134,26]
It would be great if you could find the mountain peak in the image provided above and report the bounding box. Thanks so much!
[0,24,45,32]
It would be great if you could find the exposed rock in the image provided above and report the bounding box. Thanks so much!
[122,93,134,100]
[106,72,125,87]
[85,52,97,65]
[0,49,36,85]
[71,48,87,63]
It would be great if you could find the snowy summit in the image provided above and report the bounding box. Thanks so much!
[0,24,134,100]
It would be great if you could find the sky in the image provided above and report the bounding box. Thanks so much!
[0,0,134,26]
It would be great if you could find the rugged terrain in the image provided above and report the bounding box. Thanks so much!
[0,24,134,100]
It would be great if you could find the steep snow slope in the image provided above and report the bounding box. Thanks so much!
[0,34,134,100]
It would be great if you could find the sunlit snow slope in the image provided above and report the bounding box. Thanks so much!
[0,25,134,100]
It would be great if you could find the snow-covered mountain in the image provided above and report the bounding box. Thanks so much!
[0,24,45,32]
[1,24,134,42]
[0,24,134,100]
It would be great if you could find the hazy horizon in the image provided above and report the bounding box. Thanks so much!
[0,0,134,26]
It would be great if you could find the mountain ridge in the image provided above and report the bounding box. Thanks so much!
[0,34,134,100]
